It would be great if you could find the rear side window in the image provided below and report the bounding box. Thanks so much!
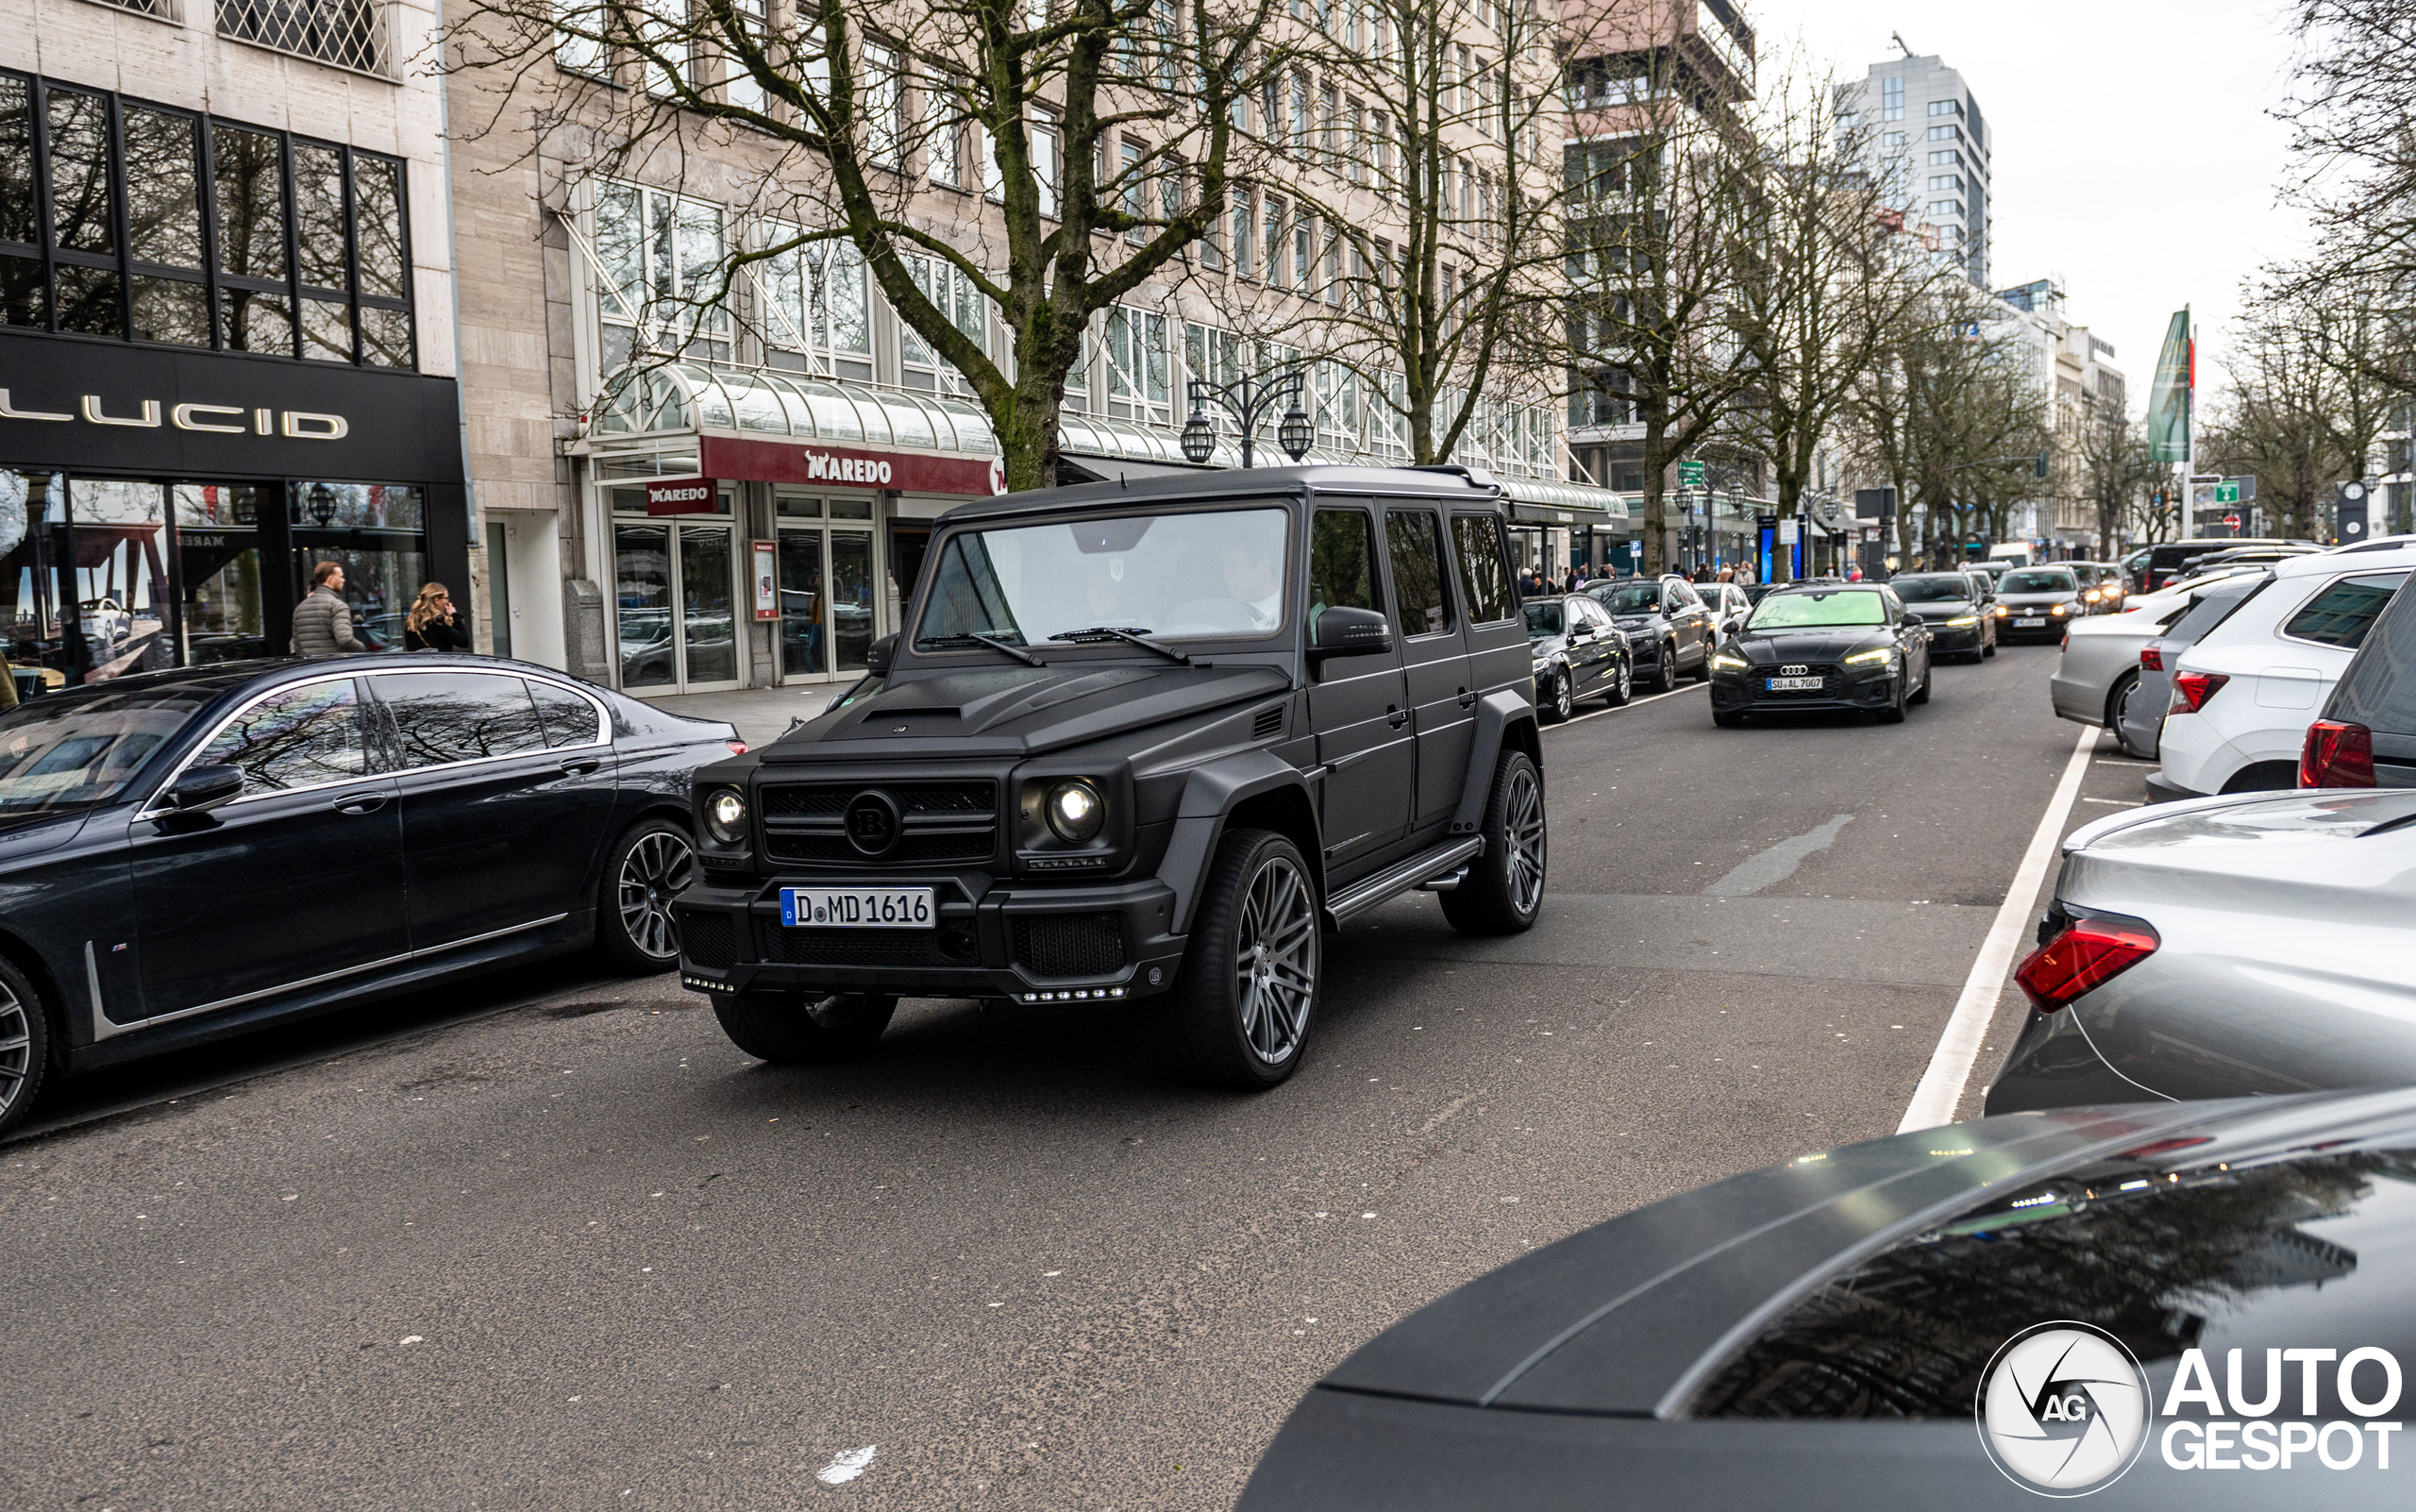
[1309,507,1381,646]
[529,680,605,748]
[2282,571,2409,649]
[1384,509,1452,637]
[2328,577,2416,731]
[378,671,550,767]
[2165,578,2266,642]
[1451,513,1517,623]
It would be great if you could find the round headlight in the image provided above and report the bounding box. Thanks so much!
[704,787,747,845]
[1046,780,1106,844]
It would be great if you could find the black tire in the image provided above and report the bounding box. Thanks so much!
[712,991,897,1064]
[1874,672,1908,724]
[1983,637,1997,658]
[596,815,694,973]
[1542,667,1574,723]
[1440,749,1546,936]
[1650,642,1679,692]
[1161,829,1320,1090]
[1604,657,1633,707]
[1690,643,1713,682]
[0,954,53,1140]
[1910,661,1932,705]
[2106,670,2139,737]
[1713,709,1746,729]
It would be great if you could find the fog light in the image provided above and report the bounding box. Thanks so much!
[1046,780,1106,843]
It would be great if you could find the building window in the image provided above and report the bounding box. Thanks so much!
[757,228,872,379]
[217,0,392,77]
[1927,175,1963,193]
[1264,196,1287,290]
[556,0,610,76]
[899,254,989,395]
[1231,188,1254,280]
[592,180,730,370]
[724,0,768,111]
[1927,98,1962,117]
[0,73,412,366]
[1881,130,1905,147]
[1102,305,1169,426]
[1927,149,1962,168]
[1926,123,1961,142]
[1881,76,1902,121]
[1120,137,1146,243]
[1184,321,1242,393]
[1032,109,1061,218]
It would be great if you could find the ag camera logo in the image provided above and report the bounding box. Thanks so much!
[1976,1321,2153,1496]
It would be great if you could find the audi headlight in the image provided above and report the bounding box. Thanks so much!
[1046,780,1107,844]
[703,786,747,845]
[1844,647,1895,666]
[1711,653,1749,671]
[1943,614,1979,628]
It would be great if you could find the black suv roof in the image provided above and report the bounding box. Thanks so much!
[937,464,1504,525]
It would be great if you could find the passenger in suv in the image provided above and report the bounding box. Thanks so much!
[674,467,1547,1090]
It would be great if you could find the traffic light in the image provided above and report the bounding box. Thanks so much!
[2336,480,2371,544]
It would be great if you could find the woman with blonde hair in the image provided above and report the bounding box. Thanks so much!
[403,582,471,652]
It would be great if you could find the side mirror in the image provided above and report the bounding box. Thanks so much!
[1308,606,1393,664]
[165,764,244,813]
[864,633,897,677]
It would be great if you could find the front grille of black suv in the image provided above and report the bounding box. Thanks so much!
[761,926,964,969]
[758,779,1000,869]
[1012,913,1128,977]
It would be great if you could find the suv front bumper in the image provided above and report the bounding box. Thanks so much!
[672,873,1186,1004]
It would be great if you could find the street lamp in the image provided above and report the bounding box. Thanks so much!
[1181,364,1311,469]
[307,482,336,528]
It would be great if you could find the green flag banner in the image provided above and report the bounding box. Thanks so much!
[2147,308,2191,463]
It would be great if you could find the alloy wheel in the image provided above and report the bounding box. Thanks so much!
[1233,854,1317,1067]
[1503,765,1547,916]
[0,981,29,1124]
[618,830,694,962]
[1615,663,1632,703]
[1552,672,1573,720]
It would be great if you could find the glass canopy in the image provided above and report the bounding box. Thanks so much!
[587,362,998,457]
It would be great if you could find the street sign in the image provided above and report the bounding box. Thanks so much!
[2337,480,2370,543]
[2214,480,2240,505]
[1854,487,1895,520]
[2223,513,2240,531]
[1679,461,1705,487]
[1778,519,1799,544]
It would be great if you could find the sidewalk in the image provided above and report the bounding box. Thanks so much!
[640,685,843,748]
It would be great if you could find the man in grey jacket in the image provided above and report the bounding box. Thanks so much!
[292,562,369,656]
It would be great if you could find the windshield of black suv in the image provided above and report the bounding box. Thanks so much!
[2001,569,2078,595]
[1889,575,1973,603]
[914,507,1291,648]
[1523,602,1565,636]
[1746,590,1889,630]
[0,683,216,819]
[1592,583,1664,615]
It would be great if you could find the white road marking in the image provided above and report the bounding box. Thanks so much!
[816,1446,877,1486]
[1544,680,1707,730]
[1897,725,2099,1133]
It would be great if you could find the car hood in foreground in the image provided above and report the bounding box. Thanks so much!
[762,661,1291,760]
[1726,628,1893,664]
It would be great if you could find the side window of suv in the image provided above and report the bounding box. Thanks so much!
[1309,507,1381,645]
[1450,513,1517,623]
[2283,572,2410,650]
[1384,509,1453,637]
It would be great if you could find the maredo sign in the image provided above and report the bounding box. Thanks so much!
[644,477,720,515]
[699,437,1003,497]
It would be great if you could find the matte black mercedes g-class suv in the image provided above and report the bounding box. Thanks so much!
[672,465,1546,1089]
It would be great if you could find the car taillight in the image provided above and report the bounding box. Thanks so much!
[2014,914,2160,1013]
[2299,719,2375,788]
[2139,646,2163,671]
[727,740,749,756]
[2168,671,2228,714]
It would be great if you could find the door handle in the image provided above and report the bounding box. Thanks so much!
[331,791,388,815]
[1457,688,1478,709]
[1386,706,1411,729]
[559,756,603,776]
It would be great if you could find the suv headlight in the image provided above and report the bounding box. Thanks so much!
[1844,647,1894,666]
[1045,780,1106,844]
[703,786,747,845]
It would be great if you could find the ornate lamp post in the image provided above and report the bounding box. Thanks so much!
[1179,365,1314,469]
[307,482,338,528]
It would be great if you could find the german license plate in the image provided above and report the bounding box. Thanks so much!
[2015,616,2046,628]
[1767,676,1821,691]
[780,886,934,929]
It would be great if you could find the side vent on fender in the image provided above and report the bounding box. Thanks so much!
[1252,705,1284,740]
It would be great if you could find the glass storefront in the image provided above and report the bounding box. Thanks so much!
[608,482,742,694]
[1,468,430,688]
[769,490,876,683]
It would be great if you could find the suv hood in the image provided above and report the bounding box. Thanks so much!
[764,662,1292,760]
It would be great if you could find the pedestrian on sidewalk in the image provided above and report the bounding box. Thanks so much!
[404,583,472,652]
[292,563,368,656]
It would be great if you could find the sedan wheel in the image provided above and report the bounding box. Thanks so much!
[1605,659,1633,707]
[598,816,694,972]
[1547,670,1574,722]
[0,958,50,1139]
[1163,829,1320,1089]
[1874,672,1909,724]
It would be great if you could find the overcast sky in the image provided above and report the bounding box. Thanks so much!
[1746,0,2313,410]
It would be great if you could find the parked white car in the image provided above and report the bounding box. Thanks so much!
[1696,581,1751,639]
[2148,537,2416,801]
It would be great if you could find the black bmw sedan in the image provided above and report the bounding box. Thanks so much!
[1525,594,1634,721]
[1241,1088,2416,1510]
[1888,571,1998,662]
[1707,584,1932,726]
[0,656,742,1135]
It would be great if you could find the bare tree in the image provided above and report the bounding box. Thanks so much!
[2068,400,2156,560]
[2201,297,2360,540]
[445,0,1282,488]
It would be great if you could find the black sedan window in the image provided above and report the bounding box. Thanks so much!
[0,686,212,816]
[1523,602,1565,636]
[1889,577,1971,603]
[193,679,369,795]
[2001,569,2078,594]
[378,672,550,768]
[1594,583,1663,614]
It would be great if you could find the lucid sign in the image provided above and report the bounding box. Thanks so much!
[0,390,349,438]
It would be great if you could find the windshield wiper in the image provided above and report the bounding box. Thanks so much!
[923,631,1046,667]
[1047,626,1192,665]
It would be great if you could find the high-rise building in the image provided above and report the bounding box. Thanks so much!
[1844,52,1989,289]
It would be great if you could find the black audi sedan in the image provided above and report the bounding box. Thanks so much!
[1586,577,1716,691]
[1240,1088,2416,1510]
[1992,565,2087,641]
[1707,584,1932,726]
[1888,571,1997,662]
[0,656,741,1135]
[1525,594,1634,720]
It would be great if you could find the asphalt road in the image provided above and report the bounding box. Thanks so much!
[1,643,2142,1511]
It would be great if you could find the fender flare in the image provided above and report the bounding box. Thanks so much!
[1450,688,1541,835]
[1154,749,1322,935]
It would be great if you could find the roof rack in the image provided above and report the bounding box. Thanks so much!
[1406,463,1498,489]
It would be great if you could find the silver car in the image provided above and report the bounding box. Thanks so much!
[1986,786,2416,1112]
[2047,600,2183,750]
[2117,572,2271,760]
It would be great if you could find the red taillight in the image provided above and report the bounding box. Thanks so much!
[2139,646,2163,671]
[727,740,749,756]
[2013,916,2160,1013]
[2299,719,2375,788]
[2168,671,2228,714]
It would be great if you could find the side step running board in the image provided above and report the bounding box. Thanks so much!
[1326,837,1485,925]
